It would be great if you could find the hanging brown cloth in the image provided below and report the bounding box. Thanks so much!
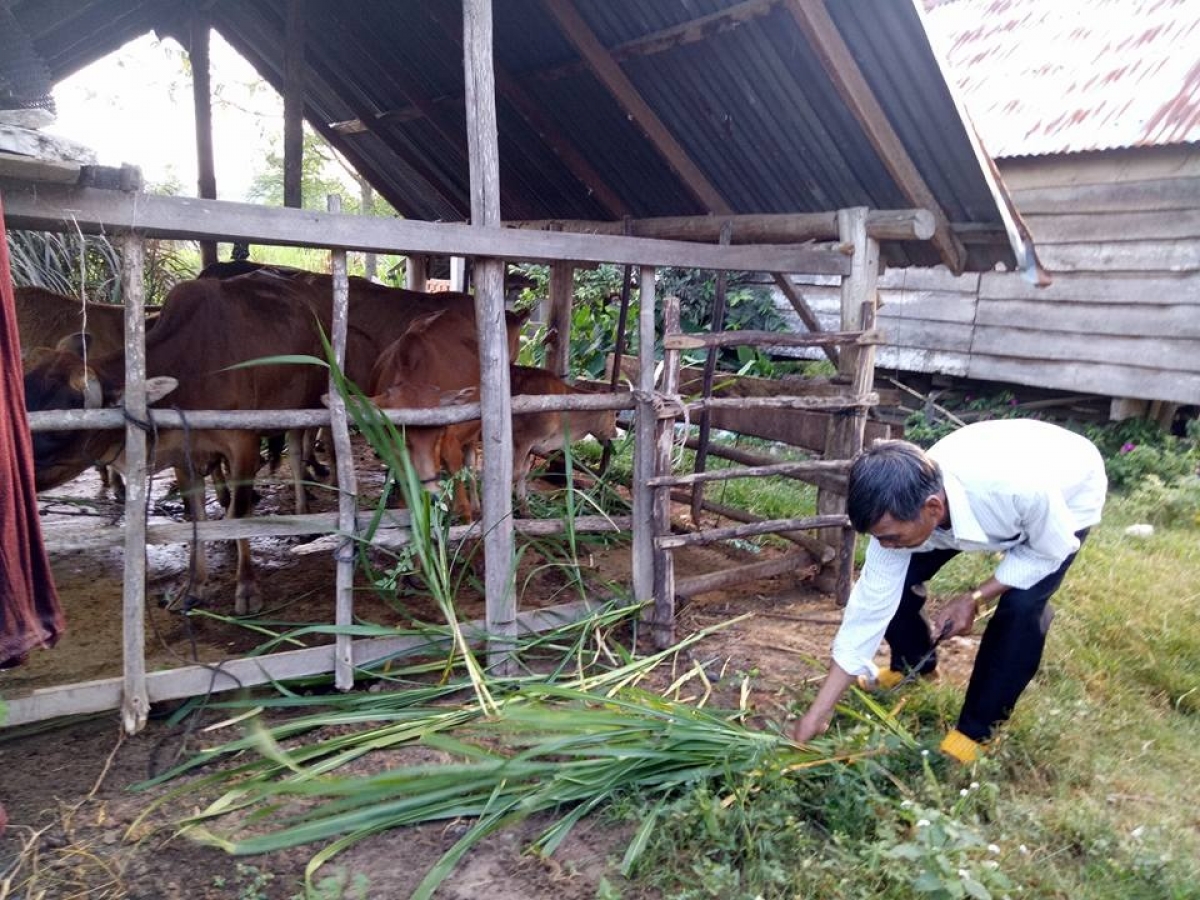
[0,192,64,668]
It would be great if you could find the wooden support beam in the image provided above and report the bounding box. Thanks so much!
[0,179,852,274]
[784,0,968,273]
[773,272,839,365]
[507,209,935,243]
[818,206,880,603]
[541,0,732,214]
[464,0,518,672]
[283,0,305,210]
[188,13,217,268]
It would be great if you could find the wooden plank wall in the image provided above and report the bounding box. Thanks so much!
[772,148,1200,405]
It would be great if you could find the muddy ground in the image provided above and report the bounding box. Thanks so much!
[0,444,980,898]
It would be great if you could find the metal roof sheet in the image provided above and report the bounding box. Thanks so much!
[9,0,1037,273]
[924,0,1200,158]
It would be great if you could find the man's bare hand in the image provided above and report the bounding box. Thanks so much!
[931,596,976,640]
[789,710,831,744]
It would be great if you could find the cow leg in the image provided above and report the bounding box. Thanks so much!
[175,464,212,608]
[286,428,309,515]
[513,444,535,516]
[227,442,263,615]
[462,441,480,520]
[305,427,331,481]
[440,437,474,522]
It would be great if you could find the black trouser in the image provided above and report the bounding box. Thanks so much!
[884,529,1090,742]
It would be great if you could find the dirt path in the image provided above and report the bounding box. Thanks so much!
[1,461,980,898]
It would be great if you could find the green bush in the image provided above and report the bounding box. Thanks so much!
[1124,475,1200,528]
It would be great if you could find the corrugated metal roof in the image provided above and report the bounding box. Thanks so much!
[9,0,1037,273]
[923,0,1200,158]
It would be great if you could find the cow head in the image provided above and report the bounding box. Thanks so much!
[22,342,177,491]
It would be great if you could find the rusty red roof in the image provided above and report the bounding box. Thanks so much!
[923,0,1200,158]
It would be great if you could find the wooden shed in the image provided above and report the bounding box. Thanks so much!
[1,0,1038,728]
[772,0,1200,417]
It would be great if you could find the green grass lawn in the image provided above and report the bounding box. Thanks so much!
[628,489,1200,899]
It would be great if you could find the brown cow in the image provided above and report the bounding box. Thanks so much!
[366,307,527,521]
[15,285,161,496]
[509,366,619,514]
[22,270,495,612]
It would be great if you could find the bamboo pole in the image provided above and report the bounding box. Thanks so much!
[327,194,358,691]
[119,231,149,735]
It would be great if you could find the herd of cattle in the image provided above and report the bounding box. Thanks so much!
[16,264,619,613]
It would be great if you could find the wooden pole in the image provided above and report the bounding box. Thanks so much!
[327,194,358,690]
[691,220,732,524]
[817,207,880,604]
[119,231,149,734]
[189,14,218,268]
[405,254,428,291]
[652,295,682,647]
[631,265,656,613]
[548,259,574,376]
[283,0,305,210]
[463,0,517,671]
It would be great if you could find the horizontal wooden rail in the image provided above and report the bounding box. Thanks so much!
[38,510,631,553]
[291,514,633,556]
[663,328,884,350]
[0,179,851,275]
[26,392,637,433]
[675,551,821,598]
[655,513,849,548]
[668,488,837,562]
[647,458,850,488]
[683,393,877,414]
[1,598,612,727]
[506,208,936,243]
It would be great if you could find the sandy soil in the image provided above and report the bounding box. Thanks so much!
[0,446,980,899]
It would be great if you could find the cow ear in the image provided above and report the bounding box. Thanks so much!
[144,376,178,404]
[56,332,92,356]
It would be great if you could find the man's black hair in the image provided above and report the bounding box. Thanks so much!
[846,440,943,532]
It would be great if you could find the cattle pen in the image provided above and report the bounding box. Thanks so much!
[1,0,1032,733]
[3,157,906,731]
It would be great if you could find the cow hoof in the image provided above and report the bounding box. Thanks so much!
[235,584,263,616]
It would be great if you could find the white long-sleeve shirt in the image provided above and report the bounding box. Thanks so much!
[831,419,1107,677]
